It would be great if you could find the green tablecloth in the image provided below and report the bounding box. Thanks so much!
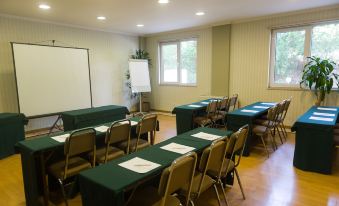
[79,127,232,206]
[292,106,339,174]
[227,102,274,156]
[62,105,129,131]
[172,99,217,135]
[0,113,27,159]
[15,117,140,206]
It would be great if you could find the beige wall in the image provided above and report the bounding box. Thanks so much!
[229,7,339,126]
[145,28,212,111]
[0,16,138,130]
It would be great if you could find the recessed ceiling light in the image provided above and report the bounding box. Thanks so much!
[158,0,169,4]
[195,12,205,16]
[136,24,144,27]
[97,16,106,20]
[38,4,51,10]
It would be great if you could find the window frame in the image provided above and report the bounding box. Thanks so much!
[158,38,198,86]
[268,20,339,89]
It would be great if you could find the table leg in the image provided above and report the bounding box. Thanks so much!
[40,153,50,206]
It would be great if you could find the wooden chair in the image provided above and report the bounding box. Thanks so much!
[252,106,278,158]
[127,152,197,206]
[92,120,130,164]
[193,100,218,128]
[119,114,157,153]
[48,128,96,206]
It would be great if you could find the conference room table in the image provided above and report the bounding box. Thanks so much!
[79,127,232,206]
[61,105,129,131]
[0,113,27,159]
[15,116,142,206]
[172,98,219,135]
[292,106,339,174]
[226,102,276,156]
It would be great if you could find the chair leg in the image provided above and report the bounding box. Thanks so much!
[57,179,68,206]
[234,168,245,200]
[213,184,222,206]
[276,124,284,145]
[189,199,195,206]
[219,181,230,206]
[260,135,270,158]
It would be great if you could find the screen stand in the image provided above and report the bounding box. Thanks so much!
[48,115,63,135]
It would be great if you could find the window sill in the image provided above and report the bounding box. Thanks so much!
[159,83,197,87]
[267,86,339,91]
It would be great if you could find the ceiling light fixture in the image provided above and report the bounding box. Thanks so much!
[38,4,51,10]
[137,24,144,27]
[195,12,205,16]
[158,0,169,4]
[97,16,106,20]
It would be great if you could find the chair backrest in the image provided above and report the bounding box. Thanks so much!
[219,97,229,111]
[282,97,292,120]
[105,119,131,156]
[197,137,228,195]
[232,125,249,167]
[207,100,219,116]
[64,128,96,178]
[158,152,197,206]
[227,94,238,112]
[267,106,278,128]
[137,114,157,135]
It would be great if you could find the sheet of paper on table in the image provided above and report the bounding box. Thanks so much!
[188,105,202,108]
[241,109,259,113]
[160,142,195,154]
[309,116,334,122]
[261,102,276,105]
[317,107,337,111]
[191,132,222,141]
[200,102,209,104]
[118,157,161,174]
[253,106,269,109]
[95,125,109,132]
[120,120,138,126]
[313,112,335,117]
[51,134,70,143]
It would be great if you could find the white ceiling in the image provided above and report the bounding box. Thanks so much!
[0,0,338,35]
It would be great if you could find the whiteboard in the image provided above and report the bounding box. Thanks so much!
[12,43,92,117]
[129,59,151,93]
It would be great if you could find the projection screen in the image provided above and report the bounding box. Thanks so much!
[11,43,92,117]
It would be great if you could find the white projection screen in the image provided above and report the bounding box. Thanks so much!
[12,43,92,117]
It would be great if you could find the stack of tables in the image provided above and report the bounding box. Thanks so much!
[79,127,232,206]
[292,106,339,174]
[0,113,27,159]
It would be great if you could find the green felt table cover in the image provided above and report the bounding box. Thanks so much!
[0,113,27,159]
[227,102,275,156]
[172,99,218,135]
[292,106,339,174]
[79,127,232,206]
[62,105,129,131]
[15,116,140,206]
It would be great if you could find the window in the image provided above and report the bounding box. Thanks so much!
[269,21,339,88]
[159,39,197,85]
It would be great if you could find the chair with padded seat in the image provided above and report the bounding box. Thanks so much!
[92,119,131,164]
[127,152,197,206]
[119,114,157,153]
[193,100,218,128]
[48,128,96,206]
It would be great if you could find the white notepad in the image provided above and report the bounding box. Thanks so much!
[188,105,202,108]
[200,102,209,104]
[51,134,70,143]
[191,132,221,141]
[317,107,337,111]
[118,157,161,174]
[261,102,276,105]
[160,143,195,154]
[253,106,269,109]
[309,116,334,122]
[241,109,259,113]
[120,120,138,126]
[313,112,335,117]
[95,126,109,132]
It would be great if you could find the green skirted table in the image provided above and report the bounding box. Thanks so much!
[79,127,232,206]
[227,102,275,156]
[61,105,129,131]
[0,113,27,159]
[15,117,141,206]
[292,106,339,174]
[172,99,218,135]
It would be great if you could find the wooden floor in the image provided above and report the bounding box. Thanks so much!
[0,114,338,206]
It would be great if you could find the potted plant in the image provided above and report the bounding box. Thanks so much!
[300,56,339,106]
